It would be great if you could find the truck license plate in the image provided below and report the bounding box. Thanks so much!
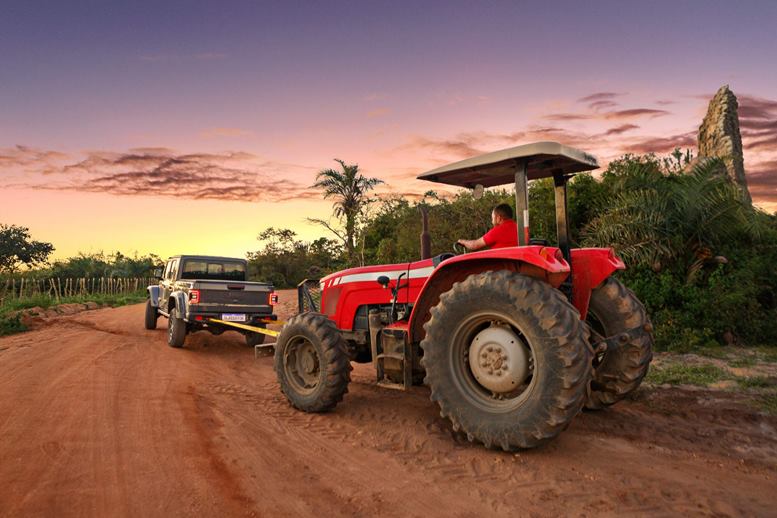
[221,313,247,322]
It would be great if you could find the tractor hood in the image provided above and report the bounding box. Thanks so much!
[417,141,599,188]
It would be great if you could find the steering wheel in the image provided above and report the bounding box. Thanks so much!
[452,241,466,255]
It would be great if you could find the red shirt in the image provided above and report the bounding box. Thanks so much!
[482,219,518,249]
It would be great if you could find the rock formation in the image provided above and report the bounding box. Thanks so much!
[696,85,751,204]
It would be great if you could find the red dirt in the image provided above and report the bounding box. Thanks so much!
[1,290,776,517]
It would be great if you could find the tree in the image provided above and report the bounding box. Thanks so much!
[309,159,383,265]
[582,157,755,277]
[0,224,54,273]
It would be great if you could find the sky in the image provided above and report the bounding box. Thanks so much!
[1,0,776,260]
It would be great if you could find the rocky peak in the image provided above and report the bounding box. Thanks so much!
[697,85,751,204]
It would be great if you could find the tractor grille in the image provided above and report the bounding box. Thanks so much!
[200,289,266,306]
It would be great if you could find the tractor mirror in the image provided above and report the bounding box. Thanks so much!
[153,267,163,279]
[472,184,484,200]
[376,275,390,288]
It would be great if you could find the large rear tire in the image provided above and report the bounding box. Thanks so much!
[585,277,653,410]
[274,313,351,412]
[144,299,158,330]
[421,271,592,450]
[167,308,186,348]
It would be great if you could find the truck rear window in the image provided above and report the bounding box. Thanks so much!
[180,260,246,281]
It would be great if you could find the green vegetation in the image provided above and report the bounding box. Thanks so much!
[0,224,55,273]
[246,151,777,353]
[756,394,777,415]
[647,363,731,386]
[4,150,777,352]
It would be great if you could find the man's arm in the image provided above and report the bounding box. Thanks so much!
[457,237,486,251]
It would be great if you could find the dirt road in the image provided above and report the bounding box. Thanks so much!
[1,293,776,517]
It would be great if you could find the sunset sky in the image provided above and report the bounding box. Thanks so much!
[1,0,776,261]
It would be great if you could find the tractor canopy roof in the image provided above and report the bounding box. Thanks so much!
[417,141,599,188]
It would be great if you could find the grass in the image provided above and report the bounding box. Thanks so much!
[647,363,731,386]
[729,356,757,368]
[0,291,147,337]
[737,376,774,389]
[757,394,777,415]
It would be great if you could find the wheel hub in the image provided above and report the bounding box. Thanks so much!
[468,325,530,393]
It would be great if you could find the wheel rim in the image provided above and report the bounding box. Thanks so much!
[283,335,321,395]
[449,311,537,412]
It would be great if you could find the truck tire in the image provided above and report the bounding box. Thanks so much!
[421,271,592,450]
[585,277,653,410]
[246,327,266,347]
[145,299,158,330]
[274,312,351,412]
[167,308,186,348]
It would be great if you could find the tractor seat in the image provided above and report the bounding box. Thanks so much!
[529,238,550,246]
[433,253,455,267]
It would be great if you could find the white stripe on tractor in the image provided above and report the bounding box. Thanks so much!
[336,266,435,285]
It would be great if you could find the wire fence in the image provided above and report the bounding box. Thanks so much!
[0,277,152,306]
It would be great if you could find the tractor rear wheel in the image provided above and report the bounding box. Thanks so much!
[420,271,592,450]
[585,277,653,410]
[274,313,351,412]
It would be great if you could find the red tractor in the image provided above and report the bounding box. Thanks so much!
[275,142,653,450]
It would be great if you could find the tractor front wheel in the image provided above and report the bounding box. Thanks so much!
[421,271,592,450]
[585,277,653,410]
[274,313,351,412]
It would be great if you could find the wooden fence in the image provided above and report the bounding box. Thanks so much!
[0,277,152,305]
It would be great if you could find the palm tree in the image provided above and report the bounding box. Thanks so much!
[582,157,757,280]
[309,159,383,265]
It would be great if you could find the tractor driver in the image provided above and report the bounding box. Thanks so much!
[457,203,518,251]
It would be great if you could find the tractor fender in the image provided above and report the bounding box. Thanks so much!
[168,291,189,319]
[147,285,160,307]
[569,248,626,319]
[407,246,570,343]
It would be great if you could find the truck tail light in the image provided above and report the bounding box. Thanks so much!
[269,292,279,306]
[189,290,200,304]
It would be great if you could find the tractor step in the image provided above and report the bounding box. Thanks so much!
[376,380,408,391]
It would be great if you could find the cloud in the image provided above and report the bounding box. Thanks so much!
[623,132,696,154]
[543,107,669,122]
[0,147,318,203]
[605,108,669,120]
[602,124,639,136]
[0,145,71,175]
[737,95,777,120]
[737,94,777,152]
[746,160,777,201]
[588,100,618,111]
[578,92,624,104]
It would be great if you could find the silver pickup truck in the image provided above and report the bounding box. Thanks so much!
[145,255,277,348]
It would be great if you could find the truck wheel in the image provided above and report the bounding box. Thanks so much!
[585,277,653,410]
[246,327,266,347]
[167,308,186,348]
[144,300,158,330]
[274,313,351,412]
[421,270,592,450]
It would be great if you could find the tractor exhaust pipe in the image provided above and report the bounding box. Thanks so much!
[419,204,431,260]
